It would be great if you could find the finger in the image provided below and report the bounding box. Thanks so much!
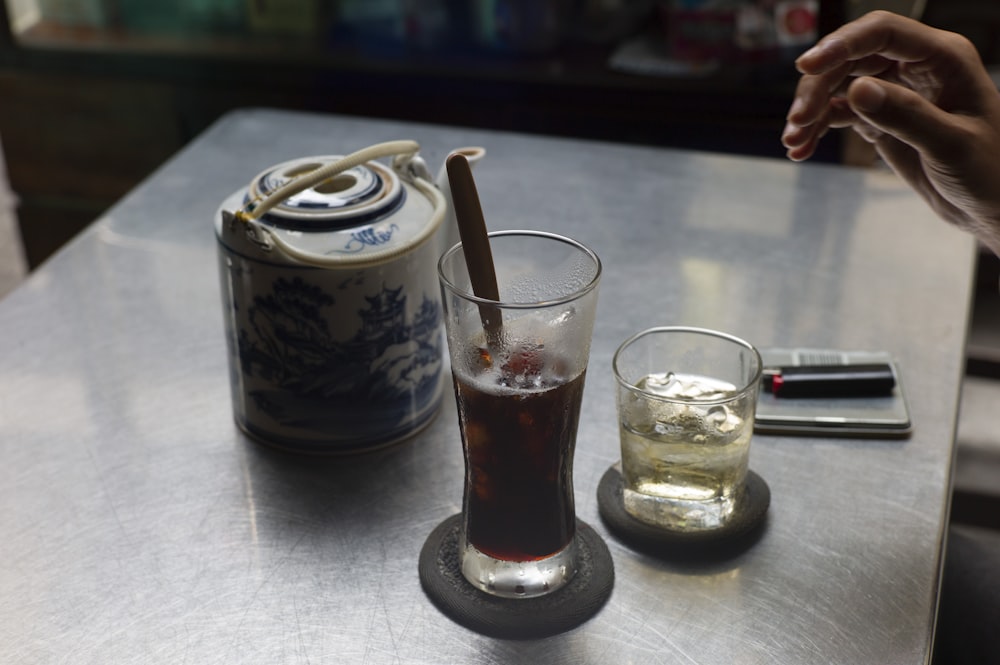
[784,98,855,146]
[784,113,825,161]
[787,62,853,128]
[784,101,829,148]
[796,11,944,75]
[786,54,897,130]
[786,135,821,162]
[785,107,847,161]
[782,120,820,157]
[784,99,862,161]
[846,77,966,161]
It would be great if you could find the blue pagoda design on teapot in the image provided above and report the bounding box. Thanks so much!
[235,276,442,450]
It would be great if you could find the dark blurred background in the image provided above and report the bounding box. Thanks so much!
[5,0,995,269]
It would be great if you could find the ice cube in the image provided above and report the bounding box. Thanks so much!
[643,372,678,396]
[706,404,742,437]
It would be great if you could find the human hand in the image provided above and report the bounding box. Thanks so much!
[781,11,1000,255]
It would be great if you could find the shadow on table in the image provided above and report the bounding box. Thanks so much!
[612,517,770,574]
[231,415,461,543]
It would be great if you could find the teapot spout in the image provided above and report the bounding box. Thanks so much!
[436,147,486,255]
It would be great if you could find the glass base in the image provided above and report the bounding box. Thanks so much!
[622,486,741,531]
[460,537,578,599]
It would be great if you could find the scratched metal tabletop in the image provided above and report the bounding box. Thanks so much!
[0,109,974,664]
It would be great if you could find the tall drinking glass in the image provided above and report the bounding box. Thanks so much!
[438,230,601,598]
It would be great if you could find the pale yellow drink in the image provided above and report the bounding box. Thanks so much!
[614,327,761,530]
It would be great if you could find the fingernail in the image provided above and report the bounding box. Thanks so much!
[852,78,886,114]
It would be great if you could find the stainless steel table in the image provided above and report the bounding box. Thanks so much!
[0,109,974,664]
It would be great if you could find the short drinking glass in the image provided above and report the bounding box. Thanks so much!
[613,327,762,531]
[438,230,601,598]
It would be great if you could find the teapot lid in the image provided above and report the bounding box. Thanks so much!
[249,156,406,230]
[235,154,439,267]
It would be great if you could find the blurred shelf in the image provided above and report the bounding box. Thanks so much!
[0,3,834,268]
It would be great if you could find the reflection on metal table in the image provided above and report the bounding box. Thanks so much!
[0,109,974,664]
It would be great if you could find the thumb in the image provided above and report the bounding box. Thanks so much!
[847,77,959,158]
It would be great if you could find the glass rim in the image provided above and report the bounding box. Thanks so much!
[612,326,763,403]
[437,229,602,309]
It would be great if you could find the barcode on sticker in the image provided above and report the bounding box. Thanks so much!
[793,350,849,365]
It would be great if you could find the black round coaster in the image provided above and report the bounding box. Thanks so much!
[418,514,614,639]
[597,465,770,561]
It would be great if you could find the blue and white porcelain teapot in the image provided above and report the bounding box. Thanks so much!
[215,140,484,454]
